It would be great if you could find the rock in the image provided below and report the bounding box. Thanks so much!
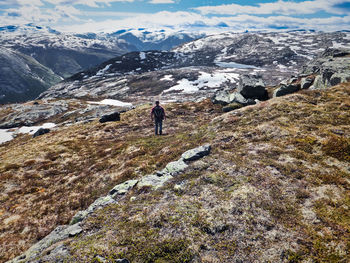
[137,173,174,189]
[162,159,188,175]
[32,128,50,138]
[94,256,107,263]
[0,101,68,129]
[238,75,268,100]
[116,259,130,263]
[68,224,83,237]
[99,112,120,123]
[330,73,350,86]
[273,83,300,97]
[39,244,70,263]
[181,144,211,162]
[310,75,324,90]
[8,224,82,263]
[228,92,247,105]
[212,91,231,105]
[222,103,243,112]
[109,179,138,197]
[300,77,314,89]
[301,49,350,90]
[70,195,115,225]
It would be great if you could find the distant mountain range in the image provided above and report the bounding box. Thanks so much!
[39,31,350,104]
[0,24,203,104]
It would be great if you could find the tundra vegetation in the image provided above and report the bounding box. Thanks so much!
[1,83,350,262]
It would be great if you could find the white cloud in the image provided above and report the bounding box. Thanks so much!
[54,10,350,33]
[149,0,175,4]
[195,0,350,16]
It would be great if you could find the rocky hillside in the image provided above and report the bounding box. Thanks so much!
[0,47,61,104]
[1,32,350,263]
[0,25,202,104]
[1,80,350,262]
[39,31,350,103]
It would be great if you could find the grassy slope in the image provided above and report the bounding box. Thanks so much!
[0,100,221,262]
[1,83,350,262]
[67,83,350,263]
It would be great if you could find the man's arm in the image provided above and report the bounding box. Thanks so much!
[151,107,154,121]
[162,107,166,120]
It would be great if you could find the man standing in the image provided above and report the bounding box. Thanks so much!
[151,101,166,135]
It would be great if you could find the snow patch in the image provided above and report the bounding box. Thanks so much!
[161,75,174,81]
[96,64,112,76]
[163,71,239,94]
[0,129,15,144]
[0,123,56,144]
[18,123,56,135]
[88,99,132,107]
[139,52,146,60]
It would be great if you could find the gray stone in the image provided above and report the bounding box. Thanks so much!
[8,224,82,263]
[300,77,314,89]
[32,128,50,138]
[70,195,115,225]
[212,91,230,105]
[163,159,188,175]
[0,101,68,129]
[137,173,173,189]
[99,111,120,123]
[330,73,350,86]
[181,144,211,162]
[238,75,268,100]
[273,83,300,97]
[109,179,138,197]
[39,244,70,263]
[228,92,247,105]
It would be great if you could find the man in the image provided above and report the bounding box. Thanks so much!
[151,101,166,135]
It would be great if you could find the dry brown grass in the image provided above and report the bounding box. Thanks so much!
[65,83,350,263]
[0,99,221,262]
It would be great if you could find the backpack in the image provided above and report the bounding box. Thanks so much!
[153,106,164,120]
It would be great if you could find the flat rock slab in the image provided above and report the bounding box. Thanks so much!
[137,173,174,189]
[109,179,139,197]
[181,144,211,162]
[70,195,116,225]
[9,224,82,263]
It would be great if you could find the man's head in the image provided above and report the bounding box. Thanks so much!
[155,101,160,106]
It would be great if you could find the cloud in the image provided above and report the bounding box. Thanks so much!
[149,0,175,4]
[195,0,350,16]
[54,10,350,33]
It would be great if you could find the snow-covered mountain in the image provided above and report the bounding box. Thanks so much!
[109,28,204,51]
[0,24,134,78]
[0,47,61,104]
[0,24,203,104]
[39,31,350,103]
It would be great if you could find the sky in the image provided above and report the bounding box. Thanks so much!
[0,0,349,33]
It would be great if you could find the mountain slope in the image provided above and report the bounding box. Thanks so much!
[39,31,350,103]
[0,47,61,104]
[2,83,350,263]
[0,24,134,79]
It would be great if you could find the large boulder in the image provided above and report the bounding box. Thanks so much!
[273,83,300,97]
[99,112,120,123]
[300,77,314,89]
[181,144,211,162]
[8,224,82,263]
[33,128,50,138]
[109,179,138,197]
[301,48,350,89]
[212,91,231,105]
[238,75,268,100]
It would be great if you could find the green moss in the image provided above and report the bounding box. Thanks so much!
[322,135,350,161]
